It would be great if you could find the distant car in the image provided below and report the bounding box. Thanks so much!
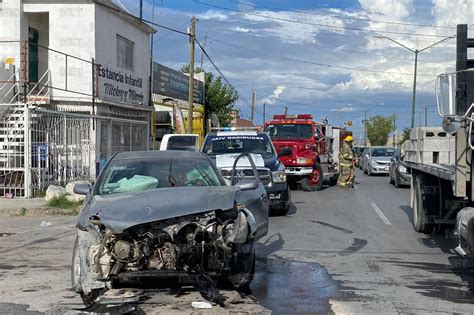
[71,151,268,306]
[354,147,365,168]
[389,148,411,187]
[159,134,199,151]
[362,146,396,175]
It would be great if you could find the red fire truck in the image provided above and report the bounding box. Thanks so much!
[264,114,352,191]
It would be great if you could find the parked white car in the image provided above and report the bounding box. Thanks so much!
[159,134,199,151]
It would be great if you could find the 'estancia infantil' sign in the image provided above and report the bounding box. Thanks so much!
[97,64,145,105]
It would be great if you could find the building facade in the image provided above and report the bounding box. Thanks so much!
[0,0,155,197]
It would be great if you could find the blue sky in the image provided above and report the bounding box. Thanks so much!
[118,0,472,142]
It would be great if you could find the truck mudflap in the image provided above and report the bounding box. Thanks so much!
[454,207,474,256]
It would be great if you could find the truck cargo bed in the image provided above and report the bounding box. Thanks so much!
[403,161,455,182]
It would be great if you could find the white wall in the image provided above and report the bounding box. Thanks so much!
[24,3,96,101]
[0,0,28,74]
[95,5,151,106]
[1,1,151,106]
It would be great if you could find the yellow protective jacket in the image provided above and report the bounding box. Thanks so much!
[339,143,354,168]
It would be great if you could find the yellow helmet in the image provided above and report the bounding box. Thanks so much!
[344,135,353,142]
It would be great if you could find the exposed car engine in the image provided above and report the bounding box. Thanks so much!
[87,209,251,303]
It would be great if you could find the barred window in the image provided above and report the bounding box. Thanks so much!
[116,35,134,70]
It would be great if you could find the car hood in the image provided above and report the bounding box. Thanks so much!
[211,153,266,169]
[372,156,391,163]
[77,186,238,233]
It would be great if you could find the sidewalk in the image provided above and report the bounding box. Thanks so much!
[0,197,47,215]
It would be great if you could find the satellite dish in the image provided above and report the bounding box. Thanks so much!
[441,117,461,134]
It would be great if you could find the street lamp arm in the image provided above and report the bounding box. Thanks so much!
[418,35,456,53]
[376,34,415,53]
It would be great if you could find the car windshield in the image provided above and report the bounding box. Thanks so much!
[203,134,275,158]
[265,124,313,139]
[371,147,396,157]
[97,157,222,195]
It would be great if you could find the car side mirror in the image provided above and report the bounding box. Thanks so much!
[236,180,259,191]
[278,148,291,158]
[73,182,91,195]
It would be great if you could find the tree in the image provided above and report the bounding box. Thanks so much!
[181,66,238,126]
[366,114,396,146]
[398,128,411,146]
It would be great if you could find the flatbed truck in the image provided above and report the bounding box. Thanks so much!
[404,24,474,257]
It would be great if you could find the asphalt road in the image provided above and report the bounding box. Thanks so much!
[1,169,474,314]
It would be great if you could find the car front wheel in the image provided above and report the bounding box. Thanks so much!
[228,243,256,290]
[71,235,107,306]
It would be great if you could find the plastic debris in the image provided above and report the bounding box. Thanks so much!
[40,221,52,227]
[191,301,212,309]
[4,193,13,199]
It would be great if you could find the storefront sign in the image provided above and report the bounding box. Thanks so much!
[153,63,204,104]
[97,64,146,105]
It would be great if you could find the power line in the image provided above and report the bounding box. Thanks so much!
[230,0,456,30]
[155,21,190,42]
[209,37,441,77]
[193,0,455,39]
[196,38,263,115]
[95,1,189,35]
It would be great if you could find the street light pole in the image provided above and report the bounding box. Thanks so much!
[411,50,418,128]
[375,35,455,128]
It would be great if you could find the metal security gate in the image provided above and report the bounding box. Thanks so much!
[0,104,149,198]
[29,109,95,196]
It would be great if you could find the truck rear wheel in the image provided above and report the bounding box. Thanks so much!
[413,174,434,234]
[301,164,323,191]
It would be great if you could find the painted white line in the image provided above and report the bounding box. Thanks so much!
[370,202,392,225]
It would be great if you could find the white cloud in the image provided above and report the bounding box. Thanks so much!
[359,0,414,19]
[262,85,286,104]
[431,0,474,27]
[196,10,229,21]
[230,26,252,33]
[331,106,357,112]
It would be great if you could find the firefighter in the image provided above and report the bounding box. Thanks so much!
[337,135,355,188]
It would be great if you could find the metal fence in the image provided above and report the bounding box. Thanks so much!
[0,105,149,198]
[29,108,95,196]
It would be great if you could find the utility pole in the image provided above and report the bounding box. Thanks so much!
[139,0,143,19]
[424,105,428,127]
[250,91,256,124]
[187,16,196,134]
[263,102,266,126]
[364,110,367,146]
[411,51,418,128]
[393,115,396,147]
[284,107,288,116]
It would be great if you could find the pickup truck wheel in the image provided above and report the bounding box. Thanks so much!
[413,175,434,234]
[301,164,323,191]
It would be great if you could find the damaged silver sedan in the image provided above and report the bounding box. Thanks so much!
[71,151,269,306]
